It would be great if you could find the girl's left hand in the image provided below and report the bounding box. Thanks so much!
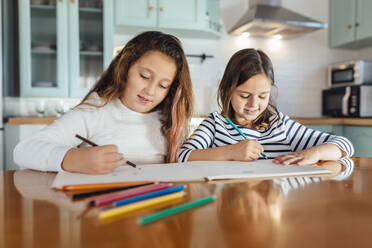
[273,147,321,165]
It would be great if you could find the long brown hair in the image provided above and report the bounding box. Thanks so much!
[79,31,194,162]
[218,48,279,129]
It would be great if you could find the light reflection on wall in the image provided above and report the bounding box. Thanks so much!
[234,35,252,50]
[267,38,282,52]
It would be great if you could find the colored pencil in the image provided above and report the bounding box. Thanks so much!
[62,181,152,191]
[89,183,171,207]
[99,191,185,221]
[138,195,215,225]
[225,117,267,159]
[71,182,154,200]
[113,185,186,207]
[75,134,138,168]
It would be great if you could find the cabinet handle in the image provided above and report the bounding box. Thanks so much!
[148,6,154,11]
[159,7,165,12]
[59,0,63,2]
[347,24,352,29]
[71,0,75,3]
[355,23,360,28]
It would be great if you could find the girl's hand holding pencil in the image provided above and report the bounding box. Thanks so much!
[230,139,264,162]
[62,145,126,174]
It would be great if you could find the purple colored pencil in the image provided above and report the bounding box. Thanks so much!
[89,183,172,207]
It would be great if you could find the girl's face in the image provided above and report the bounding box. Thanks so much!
[121,51,177,113]
[230,73,272,127]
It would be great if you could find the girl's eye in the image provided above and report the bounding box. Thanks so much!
[259,96,267,99]
[159,84,168,89]
[140,74,150,79]
[240,95,249,99]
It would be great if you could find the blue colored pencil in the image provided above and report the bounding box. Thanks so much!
[225,117,267,159]
[113,185,185,207]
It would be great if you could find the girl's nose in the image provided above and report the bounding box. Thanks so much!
[144,81,156,96]
[247,95,259,107]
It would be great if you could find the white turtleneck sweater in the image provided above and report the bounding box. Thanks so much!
[13,93,167,172]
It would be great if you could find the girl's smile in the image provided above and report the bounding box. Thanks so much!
[244,108,259,115]
[137,94,153,104]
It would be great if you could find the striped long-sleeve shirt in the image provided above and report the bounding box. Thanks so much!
[178,111,354,162]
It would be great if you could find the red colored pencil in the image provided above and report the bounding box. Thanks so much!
[89,183,172,207]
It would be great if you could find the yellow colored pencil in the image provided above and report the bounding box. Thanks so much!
[99,191,184,221]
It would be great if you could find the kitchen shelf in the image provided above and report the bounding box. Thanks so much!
[30,4,56,10]
[79,7,102,13]
[31,49,56,54]
[80,50,103,56]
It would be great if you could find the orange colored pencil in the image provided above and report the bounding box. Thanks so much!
[61,181,154,191]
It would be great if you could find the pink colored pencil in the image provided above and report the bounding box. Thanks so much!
[89,183,172,207]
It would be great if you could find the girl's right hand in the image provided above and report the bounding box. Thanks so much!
[230,139,264,161]
[61,145,126,174]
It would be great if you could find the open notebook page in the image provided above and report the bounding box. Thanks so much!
[51,160,330,189]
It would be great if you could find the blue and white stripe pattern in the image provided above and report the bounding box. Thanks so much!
[178,112,354,162]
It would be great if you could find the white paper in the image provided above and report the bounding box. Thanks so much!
[51,160,330,189]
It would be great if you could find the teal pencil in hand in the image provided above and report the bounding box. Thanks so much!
[138,195,215,225]
[225,117,267,159]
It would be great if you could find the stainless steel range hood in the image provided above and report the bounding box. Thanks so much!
[228,0,327,39]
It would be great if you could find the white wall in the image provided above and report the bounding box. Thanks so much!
[114,0,359,117]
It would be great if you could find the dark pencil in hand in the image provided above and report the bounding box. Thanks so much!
[75,134,138,168]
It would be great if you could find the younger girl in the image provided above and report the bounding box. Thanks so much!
[14,31,194,174]
[178,49,353,165]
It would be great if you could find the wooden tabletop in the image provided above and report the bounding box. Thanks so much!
[1,158,371,248]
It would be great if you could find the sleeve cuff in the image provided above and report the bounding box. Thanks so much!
[47,146,72,172]
[178,149,193,163]
[325,141,352,158]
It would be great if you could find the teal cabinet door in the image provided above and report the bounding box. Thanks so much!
[114,0,221,39]
[19,0,69,97]
[343,126,372,157]
[206,0,222,33]
[355,0,372,40]
[305,124,344,136]
[158,0,199,29]
[4,123,48,170]
[329,0,356,48]
[115,0,157,27]
[69,0,114,98]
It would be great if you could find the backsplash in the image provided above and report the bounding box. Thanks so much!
[3,97,81,117]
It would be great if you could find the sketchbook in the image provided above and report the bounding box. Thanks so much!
[51,160,331,189]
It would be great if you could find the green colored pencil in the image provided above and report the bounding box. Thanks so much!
[138,195,215,225]
[225,117,267,159]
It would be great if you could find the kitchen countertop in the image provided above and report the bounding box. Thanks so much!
[292,117,372,126]
[6,116,372,126]
[7,117,58,125]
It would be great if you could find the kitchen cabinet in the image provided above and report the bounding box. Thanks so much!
[306,124,372,157]
[329,0,372,49]
[343,125,372,157]
[18,0,114,97]
[4,123,47,170]
[305,124,344,136]
[114,0,222,39]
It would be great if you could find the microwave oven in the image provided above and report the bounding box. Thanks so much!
[328,60,372,88]
[322,85,372,117]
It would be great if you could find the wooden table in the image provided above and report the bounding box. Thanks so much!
[1,158,371,248]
